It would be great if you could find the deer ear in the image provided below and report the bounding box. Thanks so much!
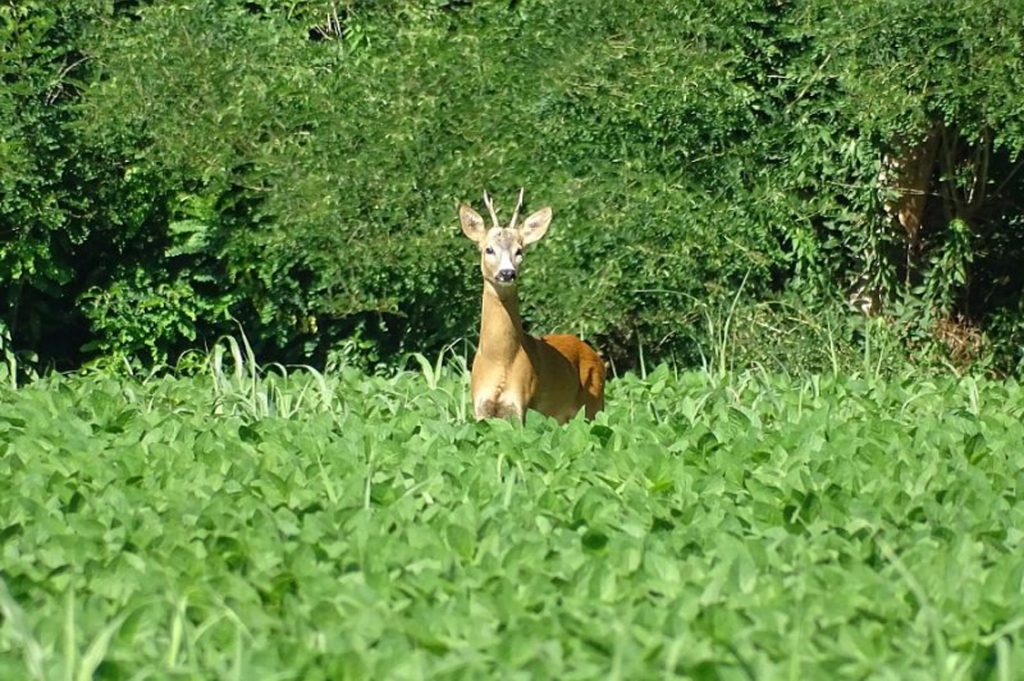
[519,206,552,246]
[459,204,486,243]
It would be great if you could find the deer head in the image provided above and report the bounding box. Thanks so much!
[459,189,553,290]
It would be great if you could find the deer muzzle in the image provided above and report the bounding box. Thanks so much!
[495,268,517,283]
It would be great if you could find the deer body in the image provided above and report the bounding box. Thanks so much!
[460,191,605,424]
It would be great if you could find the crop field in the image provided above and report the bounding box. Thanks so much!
[1,356,1023,680]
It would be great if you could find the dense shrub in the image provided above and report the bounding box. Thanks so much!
[0,0,104,364]
[768,0,1024,371]
[2,0,1023,372]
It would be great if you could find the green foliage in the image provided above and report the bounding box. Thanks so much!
[3,0,1024,371]
[770,0,1024,369]
[73,0,785,365]
[2,365,1023,677]
[0,1,95,356]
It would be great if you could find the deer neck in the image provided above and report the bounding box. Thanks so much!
[478,281,525,366]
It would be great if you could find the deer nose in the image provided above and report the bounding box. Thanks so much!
[495,268,517,283]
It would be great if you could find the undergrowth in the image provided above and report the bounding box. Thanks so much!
[0,349,1022,679]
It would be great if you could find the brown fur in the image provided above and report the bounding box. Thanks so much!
[537,334,606,419]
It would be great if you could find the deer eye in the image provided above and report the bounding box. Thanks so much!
[515,249,523,258]
[484,247,495,255]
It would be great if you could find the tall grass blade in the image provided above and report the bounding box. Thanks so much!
[75,612,129,681]
[0,576,46,681]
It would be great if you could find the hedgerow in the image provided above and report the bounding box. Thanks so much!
[2,0,1023,371]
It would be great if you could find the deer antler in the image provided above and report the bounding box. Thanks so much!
[482,191,501,229]
[507,187,525,230]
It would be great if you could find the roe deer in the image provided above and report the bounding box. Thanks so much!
[459,189,605,424]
